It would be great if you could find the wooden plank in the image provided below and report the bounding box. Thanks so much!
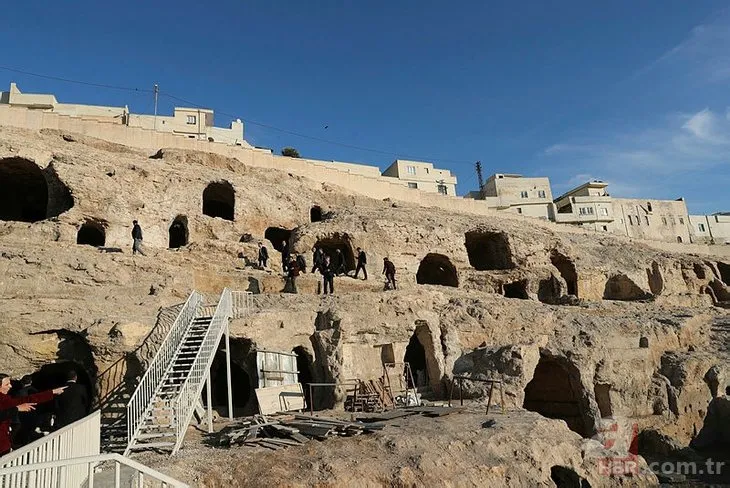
[255,384,306,415]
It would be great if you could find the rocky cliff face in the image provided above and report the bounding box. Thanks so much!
[0,125,728,485]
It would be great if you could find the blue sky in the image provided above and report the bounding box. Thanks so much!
[1,1,729,213]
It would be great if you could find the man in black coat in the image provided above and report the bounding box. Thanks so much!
[53,370,89,430]
[311,247,323,274]
[12,375,42,446]
[321,256,335,295]
[281,241,290,273]
[333,249,346,276]
[354,247,368,280]
[132,220,145,256]
[257,242,269,268]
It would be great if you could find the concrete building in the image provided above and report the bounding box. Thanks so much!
[553,181,616,232]
[689,213,730,245]
[382,160,458,195]
[0,83,245,145]
[465,174,553,219]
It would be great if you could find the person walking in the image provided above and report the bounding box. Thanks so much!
[383,257,397,290]
[333,249,346,276]
[281,241,290,273]
[257,242,269,269]
[285,255,301,293]
[311,247,323,274]
[53,370,89,430]
[0,374,65,456]
[321,256,335,295]
[131,220,145,256]
[354,247,368,280]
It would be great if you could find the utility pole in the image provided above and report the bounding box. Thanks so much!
[475,161,485,200]
[153,83,159,130]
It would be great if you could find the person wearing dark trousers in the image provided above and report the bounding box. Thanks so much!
[354,247,368,279]
[284,256,300,293]
[0,374,65,456]
[11,376,41,447]
[132,220,145,256]
[257,242,269,268]
[311,247,323,274]
[53,370,89,430]
[322,256,335,295]
[281,241,290,273]
[296,253,307,274]
[383,257,397,290]
[333,249,346,276]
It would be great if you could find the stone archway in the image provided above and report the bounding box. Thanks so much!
[523,356,593,437]
[550,251,578,297]
[464,231,515,270]
[264,227,292,252]
[503,280,529,299]
[403,322,444,395]
[0,157,74,222]
[293,346,315,409]
[202,181,235,221]
[603,274,650,301]
[77,220,106,247]
[416,253,458,287]
[314,234,356,272]
[169,215,189,249]
[203,338,257,417]
[310,206,323,223]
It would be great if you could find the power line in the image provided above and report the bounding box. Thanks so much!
[0,65,153,94]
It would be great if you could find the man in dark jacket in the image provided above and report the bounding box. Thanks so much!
[333,249,346,276]
[354,247,368,280]
[0,374,65,456]
[53,370,89,430]
[285,256,301,293]
[321,256,335,295]
[311,247,323,274]
[11,376,41,447]
[257,242,269,268]
[296,253,307,274]
[132,220,145,256]
[281,241,290,273]
[383,257,396,290]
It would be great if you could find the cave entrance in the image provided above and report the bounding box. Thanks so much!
[0,157,48,222]
[718,262,730,286]
[293,346,314,409]
[202,181,235,221]
[503,280,529,299]
[416,253,458,287]
[538,275,561,304]
[203,352,252,418]
[550,251,578,297]
[310,206,322,223]
[169,215,189,249]
[264,227,292,252]
[523,357,590,437]
[464,231,515,270]
[594,384,613,418]
[603,274,649,301]
[314,235,356,271]
[31,361,94,421]
[404,332,428,389]
[76,221,106,247]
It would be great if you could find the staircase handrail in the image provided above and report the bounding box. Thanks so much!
[126,290,203,450]
[171,288,232,454]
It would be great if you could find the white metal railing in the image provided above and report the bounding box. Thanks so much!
[0,453,188,488]
[171,288,233,454]
[0,411,101,487]
[126,291,203,453]
[231,290,253,319]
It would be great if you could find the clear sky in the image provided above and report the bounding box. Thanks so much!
[2,1,729,213]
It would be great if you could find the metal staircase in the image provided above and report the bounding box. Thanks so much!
[124,288,240,455]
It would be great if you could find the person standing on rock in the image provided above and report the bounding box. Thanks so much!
[322,256,335,295]
[333,249,346,276]
[354,247,368,280]
[131,220,145,256]
[284,255,300,293]
[311,247,323,274]
[0,374,66,456]
[383,257,396,290]
[296,253,307,274]
[257,242,269,269]
[281,240,290,273]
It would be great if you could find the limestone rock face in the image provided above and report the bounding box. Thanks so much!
[0,125,729,485]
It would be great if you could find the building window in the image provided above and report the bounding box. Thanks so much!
[408,182,418,189]
[579,207,594,215]
[437,184,447,195]
[406,166,416,175]
[679,217,684,225]
[520,191,529,198]
[186,115,197,125]
[644,216,649,226]
[628,216,633,225]
[425,168,429,174]
[538,190,546,198]
[602,225,608,231]
[670,217,676,225]
[516,208,522,214]
[699,223,706,232]
[599,208,608,216]
[662,217,667,225]
[647,202,653,212]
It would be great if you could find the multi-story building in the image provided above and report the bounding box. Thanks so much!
[689,213,730,245]
[553,181,617,232]
[382,160,458,196]
[465,173,553,219]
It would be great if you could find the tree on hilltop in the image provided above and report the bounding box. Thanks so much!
[281,147,300,158]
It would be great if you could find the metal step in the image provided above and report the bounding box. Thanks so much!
[136,432,175,440]
[127,441,175,451]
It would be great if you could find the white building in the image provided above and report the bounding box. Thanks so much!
[382,160,458,196]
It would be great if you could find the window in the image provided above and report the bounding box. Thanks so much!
[644,216,649,226]
[647,202,653,212]
[579,207,594,215]
[679,217,684,225]
[662,217,667,225]
[520,191,528,198]
[636,215,641,225]
[437,184,447,195]
[406,166,416,175]
[628,216,633,225]
[538,190,546,198]
[602,225,608,231]
[599,208,608,216]
[670,217,676,225]
[699,223,706,232]
[408,182,418,189]
[186,115,196,125]
[516,208,522,214]
[425,168,429,174]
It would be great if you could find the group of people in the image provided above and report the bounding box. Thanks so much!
[0,370,90,457]
[256,242,397,294]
